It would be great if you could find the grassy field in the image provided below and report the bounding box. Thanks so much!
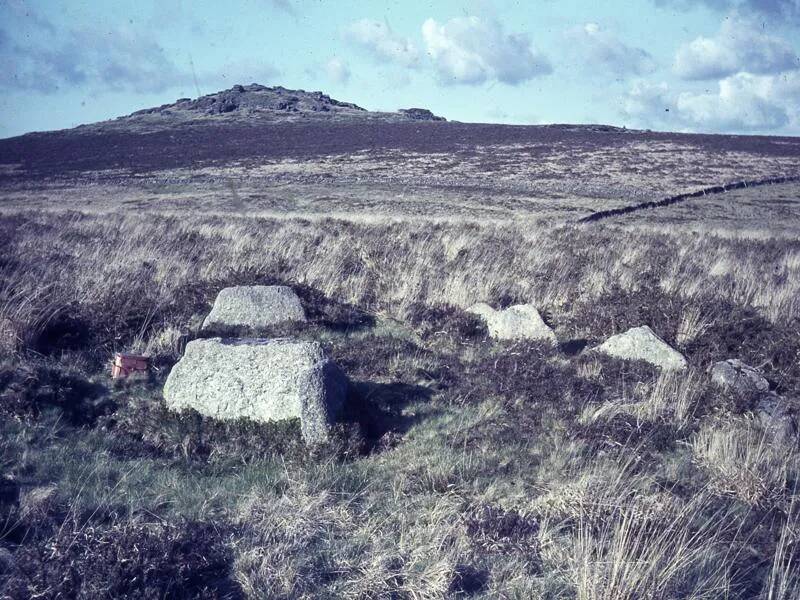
[0,198,799,598]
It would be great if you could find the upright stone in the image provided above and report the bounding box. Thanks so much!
[163,338,348,444]
[594,325,687,370]
[202,285,306,330]
[467,303,557,343]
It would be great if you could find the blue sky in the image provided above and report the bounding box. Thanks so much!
[1,0,799,138]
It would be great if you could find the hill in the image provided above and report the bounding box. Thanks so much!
[0,83,798,222]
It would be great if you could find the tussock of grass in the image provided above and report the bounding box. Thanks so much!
[580,369,703,433]
[691,417,797,507]
[535,456,753,599]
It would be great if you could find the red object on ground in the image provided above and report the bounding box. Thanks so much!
[111,353,149,379]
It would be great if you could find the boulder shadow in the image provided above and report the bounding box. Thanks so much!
[294,287,376,332]
[345,380,434,451]
[560,338,589,356]
[33,312,95,355]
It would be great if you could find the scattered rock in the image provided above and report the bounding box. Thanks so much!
[398,108,446,121]
[164,338,348,445]
[709,359,770,397]
[594,326,687,370]
[19,485,59,520]
[755,392,797,441]
[0,547,13,574]
[202,285,306,330]
[0,318,17,356]
[130,84,367,118]
[707,359,795,438]
[467,303,557,343]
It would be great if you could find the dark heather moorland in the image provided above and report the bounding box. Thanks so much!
[0,85,800,599]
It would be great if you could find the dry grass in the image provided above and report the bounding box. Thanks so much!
[233,480,469,599]
[580,369,703,432]
[762,493,800,600]
[691,418,797,507]
[533,456,741,599]
[1,207,799,598]
[675,307,715,347]
[565,492,738,600]
[1,210,800,355]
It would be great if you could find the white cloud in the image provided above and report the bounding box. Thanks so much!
[0,25,191,94]
[621,72,800,133]
[621,80,674,121]
[674,16,798,80]
[344,19,419,67]
[677,71,799,131]
[568,23,655,76]
[325,57,351,84]
[421,16,552,85]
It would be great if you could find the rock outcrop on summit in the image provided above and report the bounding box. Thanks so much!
[398,108,447,121]
[95,84,446,131]
[130,84,366,118]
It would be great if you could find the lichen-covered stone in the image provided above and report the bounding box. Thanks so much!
[202,285,306,330]
[163,338,347,445]
[594,325,687,370]
[756,392,797,441]
[710,359,769,396]
[467,303,556,343]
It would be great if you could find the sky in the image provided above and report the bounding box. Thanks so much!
[1,0,800,138]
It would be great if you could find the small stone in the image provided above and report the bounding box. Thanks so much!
[0,547,13,574]
[19,485,59,520]
[467,303,557,343]
[0,318,17,356]
[398,108,446,121]
[164,338,348,445]
[755,392,797,441]
[710,359,769,397]
[594,325,687,370]
[202,285,306,330]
